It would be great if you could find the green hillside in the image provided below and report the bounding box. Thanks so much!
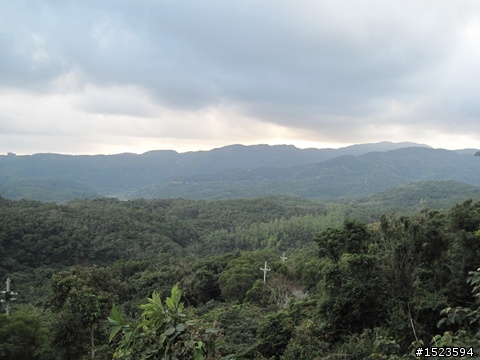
[131,147,480,200]
[3,143,470,202]
[0,177,100,203]
[349,180,480,221]
[1,195,480,359]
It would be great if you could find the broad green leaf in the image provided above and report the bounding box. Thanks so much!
[437,318,447,327]
[171,284,182,307]
[109,325,124,343]
[165,326,176,336]
[165,297,175,310]
[177,303,184,314]
[108,304,124,324]
[439,307,450,315]
[193,348,204,360]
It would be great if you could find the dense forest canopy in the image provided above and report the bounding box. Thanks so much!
[1,193,480,359]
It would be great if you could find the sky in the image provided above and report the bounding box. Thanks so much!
[1,0,480,155]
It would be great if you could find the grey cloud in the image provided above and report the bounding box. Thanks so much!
[1,0,479,151]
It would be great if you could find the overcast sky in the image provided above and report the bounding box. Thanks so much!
[1,0,480,155]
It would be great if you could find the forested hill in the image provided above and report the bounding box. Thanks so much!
[0,142,478,202]
[1,194,480,359]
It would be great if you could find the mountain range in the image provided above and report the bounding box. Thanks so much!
[0,141,479,203]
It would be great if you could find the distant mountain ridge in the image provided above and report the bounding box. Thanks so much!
[0,142,478,202]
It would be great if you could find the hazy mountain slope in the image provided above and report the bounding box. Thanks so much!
[0,152,179,195]
[132,147,480,200]
[0,143,477,202]
[0,142,427,196]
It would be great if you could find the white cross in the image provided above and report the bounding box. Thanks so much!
[260,261,271,283]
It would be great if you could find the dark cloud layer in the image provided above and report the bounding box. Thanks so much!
[1,0,479,154]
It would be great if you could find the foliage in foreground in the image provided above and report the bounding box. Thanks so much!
[108,284,233,360]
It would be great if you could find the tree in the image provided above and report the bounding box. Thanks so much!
[314,219,370,262]
[218,257,257,302]
[321,253,389,337]
[267,275,299,309]
[0,312,53,360]
[433,267,480,354]
[49,266,128,360]
[253,309,296,359]
[314,219,390,338]
[200,303,263,356]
